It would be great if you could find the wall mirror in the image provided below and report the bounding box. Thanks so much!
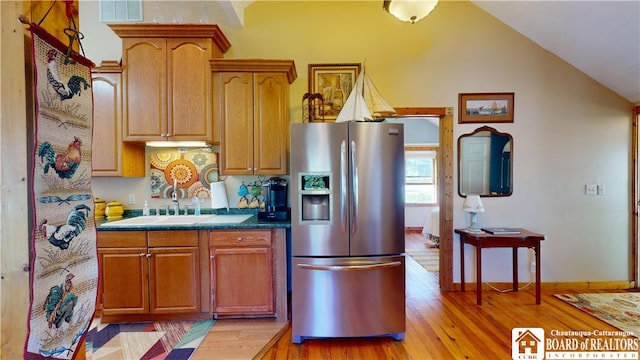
[458,126,512,197]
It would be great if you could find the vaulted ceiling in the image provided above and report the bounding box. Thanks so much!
[211,1,639,104]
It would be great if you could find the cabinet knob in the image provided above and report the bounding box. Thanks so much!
[146,253,152,258]
[139,253,145,257]
[160,134,166,137]
[166,133,172,137]
[210,255,215,260]
[237,237,243,241]
[247,168,252,171]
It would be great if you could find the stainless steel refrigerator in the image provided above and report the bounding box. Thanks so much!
[290,122,405,343]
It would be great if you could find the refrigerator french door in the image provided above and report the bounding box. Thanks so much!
[290,122,405,343]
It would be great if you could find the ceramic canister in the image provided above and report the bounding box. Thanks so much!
[105,201,124,220]
[94,198,106,218]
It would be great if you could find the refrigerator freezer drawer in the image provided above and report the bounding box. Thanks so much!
[292,255,406,343]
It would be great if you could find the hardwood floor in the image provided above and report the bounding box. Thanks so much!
[198,232,627,359]
[260,233,629,359]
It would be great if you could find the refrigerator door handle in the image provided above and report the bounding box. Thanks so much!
[350,140,358,234]
[296,261,402,271]
[340,140,348,232]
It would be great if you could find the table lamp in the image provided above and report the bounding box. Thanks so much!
[462,194,484,232]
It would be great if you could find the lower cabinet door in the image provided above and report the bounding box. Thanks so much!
[211,246,274,315]
[148,247,200,313]
[99,248,149,315]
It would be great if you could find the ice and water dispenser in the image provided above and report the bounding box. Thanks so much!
[299,174,331,222]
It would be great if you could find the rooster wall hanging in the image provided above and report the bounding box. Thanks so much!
[22,1,99,358]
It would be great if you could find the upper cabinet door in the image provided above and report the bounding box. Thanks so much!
[167,38,212,140]
[122,38,167,140]
[253,72,289,175]
[219,72,254,175]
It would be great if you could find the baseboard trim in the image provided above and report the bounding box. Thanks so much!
[451,281,636,291]
[405,227,423,233]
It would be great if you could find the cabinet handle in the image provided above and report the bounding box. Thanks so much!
[139,253,145,257]
[237,237,243,241]
[247,168,252,171]
[166,133,172,137]
[160,134,166,137]
[146,253,151,258]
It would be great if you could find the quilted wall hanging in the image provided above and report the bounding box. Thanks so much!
[150,150,219,199]
[25,24,97,359]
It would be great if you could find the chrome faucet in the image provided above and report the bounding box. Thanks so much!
[172,179,180,215]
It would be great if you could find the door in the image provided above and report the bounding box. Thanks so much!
[460,135,490,195]
[349,122,405,256]
[210,246,274,315]
[292,255,405,343]
[98,248,149,315]
[148,247,200,314]
[291,123,349,256]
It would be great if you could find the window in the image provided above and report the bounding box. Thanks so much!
[99,0,142,22]
[405,147,437,205]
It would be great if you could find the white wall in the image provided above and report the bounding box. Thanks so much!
[80,0,632,283]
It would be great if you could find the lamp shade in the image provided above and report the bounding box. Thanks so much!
[383,0,439,24]
[462,194,484,213]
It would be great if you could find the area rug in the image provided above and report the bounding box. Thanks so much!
[85,318,215,360]
[554,293,640,336]
[406,248,439,273]
[25,23,97,359]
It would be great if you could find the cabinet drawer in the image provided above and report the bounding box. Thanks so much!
[209,229,271,247]
[98,231,146,247]
[148,230,199,247]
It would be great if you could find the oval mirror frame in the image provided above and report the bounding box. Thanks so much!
[458,126,513,197]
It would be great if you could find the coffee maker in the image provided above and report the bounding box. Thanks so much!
[258,177,291,221]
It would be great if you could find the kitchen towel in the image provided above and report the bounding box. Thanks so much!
[210,181,229,210]
[25,24,98,359]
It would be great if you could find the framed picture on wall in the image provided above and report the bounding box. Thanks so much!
[309,63,361,121]
[458,92,515,123]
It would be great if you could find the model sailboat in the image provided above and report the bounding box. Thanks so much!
[335,67,396,122]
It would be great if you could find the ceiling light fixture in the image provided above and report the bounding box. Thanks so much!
[383,0,439,24]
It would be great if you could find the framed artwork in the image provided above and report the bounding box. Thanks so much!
[309,63,361,120]
[458,92,515,123]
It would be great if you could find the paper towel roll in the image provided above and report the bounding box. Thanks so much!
[210,181,229,210]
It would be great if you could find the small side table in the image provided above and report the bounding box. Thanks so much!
[455,228,545,305]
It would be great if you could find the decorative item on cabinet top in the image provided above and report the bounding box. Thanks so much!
[149,148,219,199]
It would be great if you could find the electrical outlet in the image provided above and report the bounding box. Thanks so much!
[530,261,536,274]
[128,193,136,205]
[585,184,597,195]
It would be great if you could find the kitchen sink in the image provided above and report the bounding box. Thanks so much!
[100,214,253,228]
[100,215,213,227]
[197,214,253,224]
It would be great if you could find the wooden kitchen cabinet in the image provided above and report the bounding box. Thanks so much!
[108,24,230,142]
[209,229,275,316]
[211,59,297,175]
[98,230,201,319]
[91,61,145,177]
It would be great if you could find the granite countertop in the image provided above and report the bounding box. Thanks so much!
[96,208,291,231]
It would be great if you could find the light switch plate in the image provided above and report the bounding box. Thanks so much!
[585,184,597,195]
[598,184,606,195]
